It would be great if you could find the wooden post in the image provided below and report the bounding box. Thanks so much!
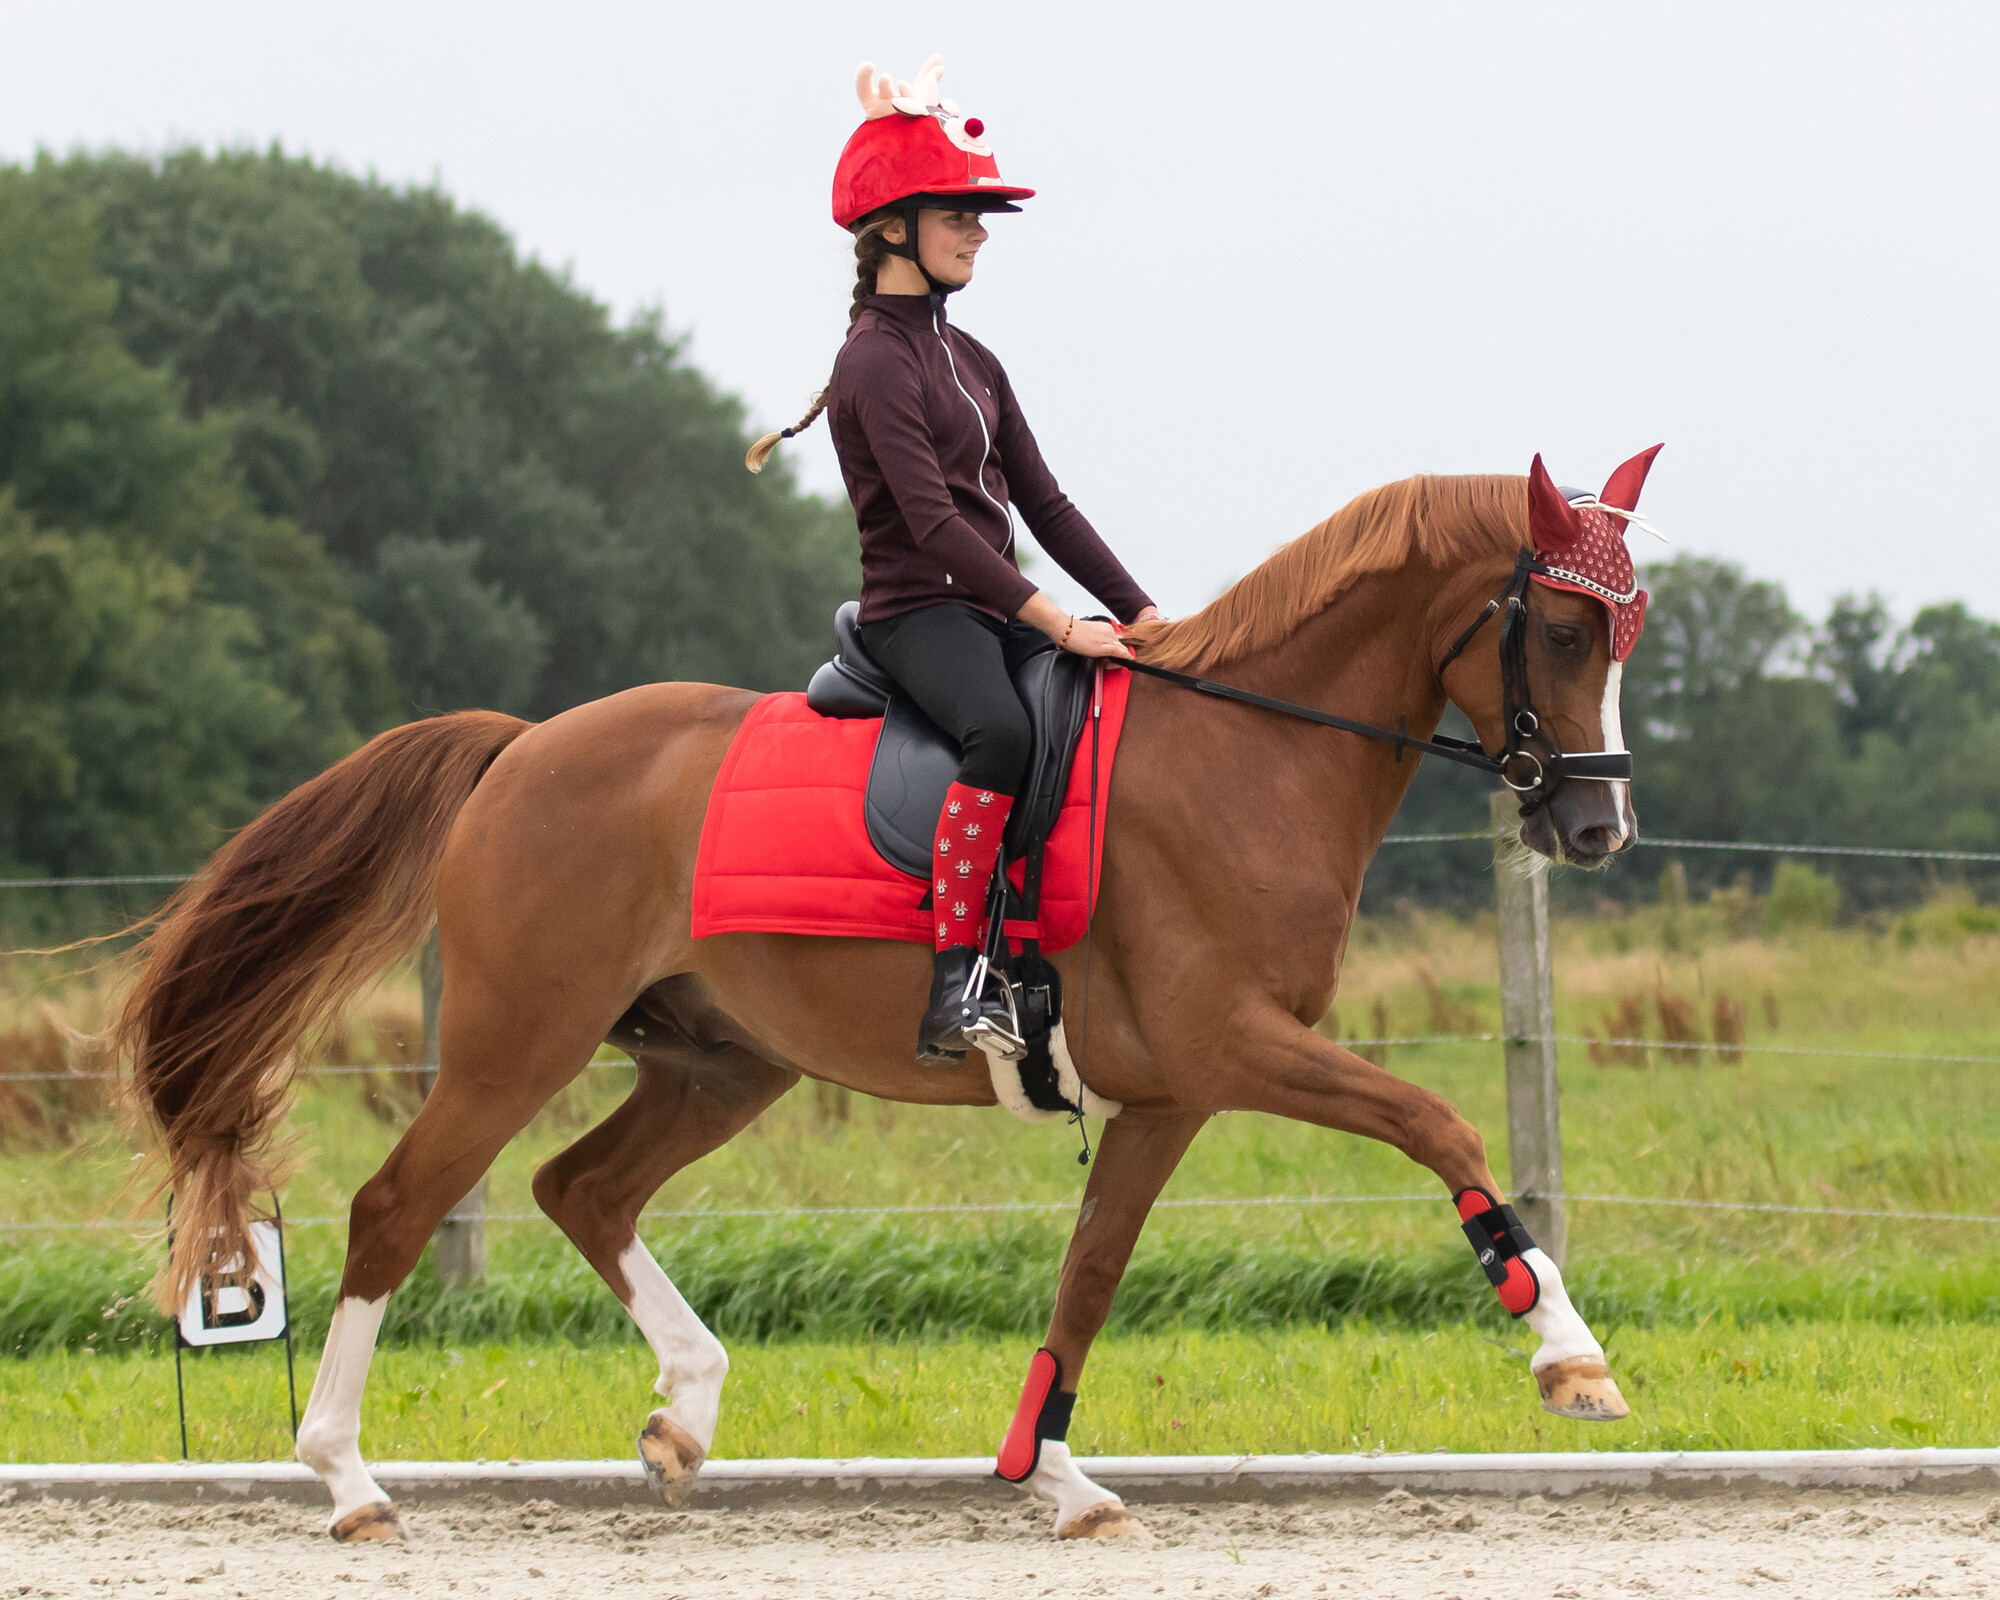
[419,928,486,1286]
[1490,791,1567,1266]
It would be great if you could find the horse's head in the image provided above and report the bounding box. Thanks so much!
[1442,446,1663,868]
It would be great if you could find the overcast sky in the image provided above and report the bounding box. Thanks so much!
[5,1,1995,627]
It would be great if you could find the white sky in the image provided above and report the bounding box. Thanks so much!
[5,1,1996,627]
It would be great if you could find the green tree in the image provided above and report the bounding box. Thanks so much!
[0,170,390,874]
[27,149,858,717]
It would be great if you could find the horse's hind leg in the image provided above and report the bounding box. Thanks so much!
[531,1026,795,1505]
[998,1109,1205,1540]
[297,992,614,1540]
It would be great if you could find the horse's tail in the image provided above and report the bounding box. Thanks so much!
[118,710,531,1314]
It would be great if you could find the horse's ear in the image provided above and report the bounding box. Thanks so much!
[1527,453,1584,553]
[1599,443,1664,512]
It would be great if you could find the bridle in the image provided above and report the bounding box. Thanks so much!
[1123,548,1633,815]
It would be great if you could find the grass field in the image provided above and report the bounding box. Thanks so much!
[4,1319,1992,1465]
[5,892,2000,1461]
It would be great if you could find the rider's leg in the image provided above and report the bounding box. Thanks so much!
[997,1110,1206,1538]
[857,604,1032,1058]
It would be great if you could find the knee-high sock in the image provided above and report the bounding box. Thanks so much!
[933,782,1015,952]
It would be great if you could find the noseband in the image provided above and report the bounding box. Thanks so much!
[1122,549,1633,814]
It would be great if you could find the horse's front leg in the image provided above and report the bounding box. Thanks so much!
[996,1108,1205,1539]
[1214,1006,1628,1421]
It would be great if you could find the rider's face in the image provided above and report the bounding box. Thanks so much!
[892,209,989,287]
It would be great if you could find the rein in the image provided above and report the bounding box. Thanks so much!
[1123,551,1633,811]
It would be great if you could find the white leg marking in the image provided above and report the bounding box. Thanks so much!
[1599,660,1634,845]
[619,1237,729,1451]
[1521,1248,1604,1371]
[296,1295,391,1525]
[1025,1441,1123,1528]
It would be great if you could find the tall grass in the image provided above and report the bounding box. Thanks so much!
[7,904,2000,1356]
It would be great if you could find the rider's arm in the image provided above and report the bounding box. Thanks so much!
[980,349,1155,625]
[843,332,1039,618]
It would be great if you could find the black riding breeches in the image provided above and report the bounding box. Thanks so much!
[857,603,1045,795]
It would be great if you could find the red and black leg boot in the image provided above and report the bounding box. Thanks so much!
[916,782,1015,1065]
[994,1347,1075,1484]
[1456,1187,1543,1316]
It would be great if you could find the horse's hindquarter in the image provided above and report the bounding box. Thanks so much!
[438,682,756,1008]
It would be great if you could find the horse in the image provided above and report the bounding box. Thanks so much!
[120,468,1641,1544]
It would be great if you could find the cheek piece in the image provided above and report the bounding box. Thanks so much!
[995,1347,1076,1483]
[1456,1188,1542,1316]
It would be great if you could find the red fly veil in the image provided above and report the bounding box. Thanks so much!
[1525,445,1664,662]
[832,55,1035,226]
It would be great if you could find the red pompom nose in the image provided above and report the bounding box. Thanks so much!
[964,117,985,138]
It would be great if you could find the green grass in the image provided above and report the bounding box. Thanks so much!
[8,1214,2000,1358]
[4,1321,1991,1465]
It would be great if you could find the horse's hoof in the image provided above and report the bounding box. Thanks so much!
[329,1502,405,1543]
[637,1414,707,1506]
[1536,1355,1631,1421]
[1057,1500,1147,1541]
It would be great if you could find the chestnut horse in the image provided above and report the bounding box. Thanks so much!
[122,471,1637,1543]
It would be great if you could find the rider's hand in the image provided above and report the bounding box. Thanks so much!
[1062,618,1133,659]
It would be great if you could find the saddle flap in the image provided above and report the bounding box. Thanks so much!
[865,696,964,879]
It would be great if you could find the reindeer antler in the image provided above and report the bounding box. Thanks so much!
[854,61,897,121]
[911,54,944,107]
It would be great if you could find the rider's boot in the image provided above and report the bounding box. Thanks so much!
[916,946,986,1064]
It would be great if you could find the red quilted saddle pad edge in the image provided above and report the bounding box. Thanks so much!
[690,667,1131,952]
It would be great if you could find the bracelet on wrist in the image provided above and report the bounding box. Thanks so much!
[1058,616,1075,649]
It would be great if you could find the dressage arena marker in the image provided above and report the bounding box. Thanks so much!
[168,1193,298,1458]
[6,1449,2000,1510]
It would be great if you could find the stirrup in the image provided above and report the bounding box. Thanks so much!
[960,954,1027,1061]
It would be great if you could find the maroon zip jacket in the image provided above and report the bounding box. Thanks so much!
[828,292,1154,626]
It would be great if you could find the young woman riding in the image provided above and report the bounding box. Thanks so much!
[749,56,1158,1065]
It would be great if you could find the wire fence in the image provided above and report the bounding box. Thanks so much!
[9,1189,2000,1236]
[7,829,2000,1247]
[11,1031,2000,1085]
[12,829,2000,892]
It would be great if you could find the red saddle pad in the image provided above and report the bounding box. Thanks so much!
[691,667,1131,951]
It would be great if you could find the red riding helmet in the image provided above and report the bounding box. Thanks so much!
[831,55,1035,229]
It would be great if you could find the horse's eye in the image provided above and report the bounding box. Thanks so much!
[1546,624,1583,650]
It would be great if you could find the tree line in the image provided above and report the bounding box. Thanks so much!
[4,148,1996,906]
[0,148,857,878]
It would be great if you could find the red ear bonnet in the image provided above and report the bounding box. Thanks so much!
[1525,445,1664,663]
[832,56,1035,228]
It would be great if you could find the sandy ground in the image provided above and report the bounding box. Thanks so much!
[3,1489,1999,1599]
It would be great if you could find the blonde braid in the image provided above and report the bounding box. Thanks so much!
[745,215,899,474]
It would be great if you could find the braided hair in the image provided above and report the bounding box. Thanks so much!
[745,214,899,474]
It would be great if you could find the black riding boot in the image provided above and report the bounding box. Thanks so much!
[917,947,989,1066]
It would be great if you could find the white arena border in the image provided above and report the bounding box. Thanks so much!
[7,1449,2000,1507]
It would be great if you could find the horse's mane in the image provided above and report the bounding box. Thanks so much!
[1129,474,1527,672]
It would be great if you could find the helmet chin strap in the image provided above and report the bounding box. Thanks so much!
[896,200,964,296]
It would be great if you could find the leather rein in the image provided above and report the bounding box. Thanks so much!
[1122,550,1632,813]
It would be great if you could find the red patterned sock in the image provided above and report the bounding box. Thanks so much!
[932,782,1015,952]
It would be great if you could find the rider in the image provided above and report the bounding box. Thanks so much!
[747,56,1158,1064]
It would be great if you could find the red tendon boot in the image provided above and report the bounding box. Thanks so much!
[1456,1188,1543,1316]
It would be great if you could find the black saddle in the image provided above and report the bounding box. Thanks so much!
[806,602,1095,917]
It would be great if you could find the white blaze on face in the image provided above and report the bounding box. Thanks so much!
[1599,658,1634,844]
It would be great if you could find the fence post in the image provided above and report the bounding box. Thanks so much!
[1490,791,1567,1267]
[419,927,486,1286]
